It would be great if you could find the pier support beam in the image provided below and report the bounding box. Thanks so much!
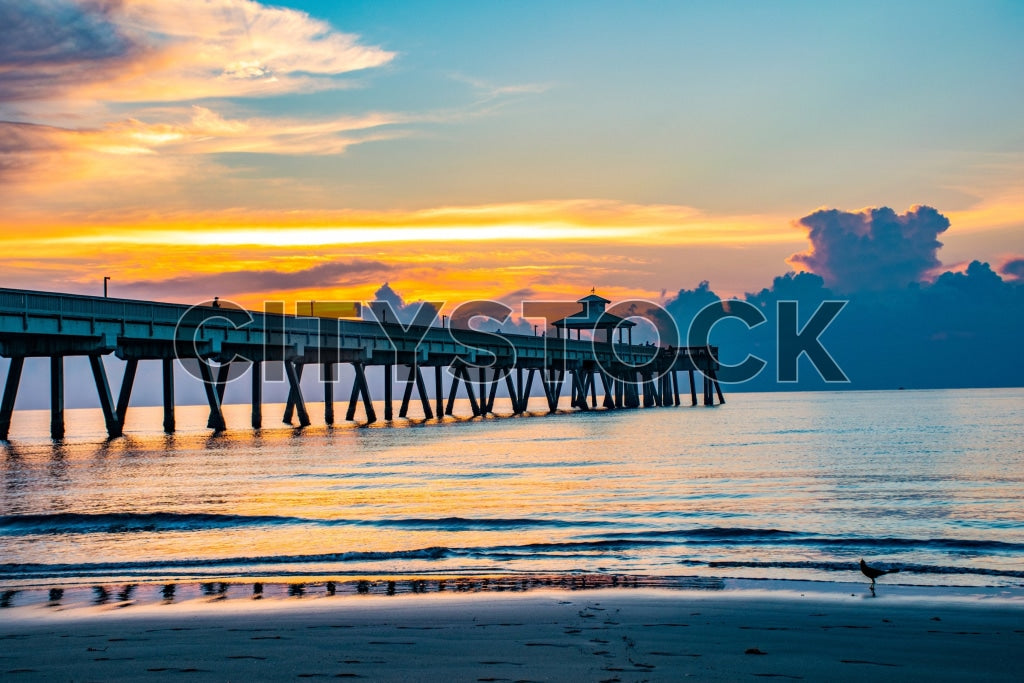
[415,366,434,419]
[0,357,24,440]
[570,369,589,410]
[504,369,519,414]
[711,368,725,404]
[487,370,500,414]
[434,366,444,418]
[345,362,376,423]
[399,365,433,419]
[461,365,480,416]
[474,367,500,415]
[400,369,415,418]
[283,362,305,425]
[689,370,698,406]
[642,374,655,408]
[600,371,615,409]
[88,356,119,438]
[250,361,261,429]
[198,361,226,432]
[207,363,229,429]
[513,367,523,414]
[323,362,335,425]
[522,368,536,413]
[542,368,563,413]
[50,356,64,440]
[445,364,480,416]
[445,366,460,415]
[383,364,393,421]
[624,372,640,408]
[395,366,432,419]
[162,358,175,433]
[284,361,310,426]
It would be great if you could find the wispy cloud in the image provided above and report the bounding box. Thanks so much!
[448,72,553,101]
[2,105,403,162]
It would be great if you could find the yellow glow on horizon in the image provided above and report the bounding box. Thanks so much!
[63,223,636,247]
[0,199,806,308]
[43,216,797,250]
[947,191,1024,233]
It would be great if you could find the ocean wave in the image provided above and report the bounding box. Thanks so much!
[0,512,599,536]
[2,534,1021,582]
[0,512,304,535]
[703,559,1024,579]
[585,527,1024,552]
[6,516,1023,560]
[0,547,451,579]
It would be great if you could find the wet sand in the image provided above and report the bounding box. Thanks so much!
[2,588,1022,681]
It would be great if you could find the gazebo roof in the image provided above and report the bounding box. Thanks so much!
[552,310,635,330]
[551,291,634,330]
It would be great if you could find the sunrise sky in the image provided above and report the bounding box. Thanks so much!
[2,0,1023,311]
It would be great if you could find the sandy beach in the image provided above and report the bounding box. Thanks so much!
[2,584,1022,681]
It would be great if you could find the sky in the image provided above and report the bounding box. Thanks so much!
[2,0,1023,314]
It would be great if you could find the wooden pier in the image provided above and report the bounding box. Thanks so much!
[0,288,723,440]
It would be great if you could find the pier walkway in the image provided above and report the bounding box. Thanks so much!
[0,288,723,440]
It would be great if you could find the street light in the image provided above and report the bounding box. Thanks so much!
[103,276,110,298]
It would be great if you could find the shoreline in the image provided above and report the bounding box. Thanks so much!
[2,587,1021,681]
[4,574,1022,615]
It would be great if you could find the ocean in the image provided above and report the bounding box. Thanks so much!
[2,388,1022,595]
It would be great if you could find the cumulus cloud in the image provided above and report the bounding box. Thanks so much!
[119,259,389,301]
[663,261,1024,390]
[788,205,950,292]
[366,282,440,326]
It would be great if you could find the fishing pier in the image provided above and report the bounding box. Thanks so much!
[0,288,723,440]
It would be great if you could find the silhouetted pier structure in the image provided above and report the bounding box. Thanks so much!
[0,288,723,440]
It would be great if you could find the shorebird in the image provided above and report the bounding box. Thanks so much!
[860,558,900,585]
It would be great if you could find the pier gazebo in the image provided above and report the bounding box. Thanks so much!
[552,293,635,344]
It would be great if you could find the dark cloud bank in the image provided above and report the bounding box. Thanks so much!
[666,206,1024,391]
[0,0,140,103]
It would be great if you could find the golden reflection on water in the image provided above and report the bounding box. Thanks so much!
[1,389,1023,586]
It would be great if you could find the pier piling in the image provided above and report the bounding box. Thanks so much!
[250,360,261,429]
[50,356,64,440]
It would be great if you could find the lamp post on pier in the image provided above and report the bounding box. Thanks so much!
[103,276,110,298]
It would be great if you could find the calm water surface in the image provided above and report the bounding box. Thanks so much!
[2,389,1022,589]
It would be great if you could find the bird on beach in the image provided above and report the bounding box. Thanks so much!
[860,558,900,585]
